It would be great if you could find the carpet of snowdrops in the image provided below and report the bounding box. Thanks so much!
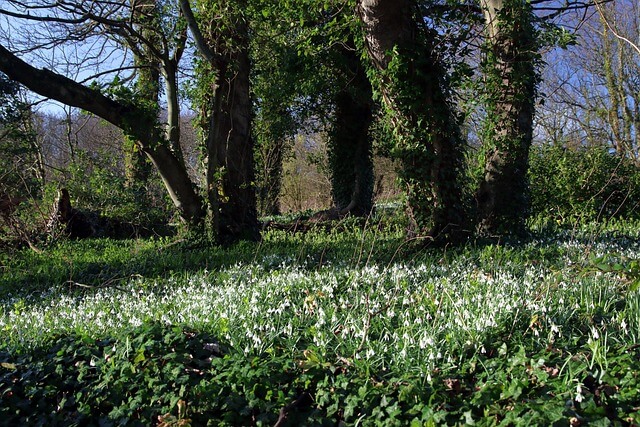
[3,226,639,380]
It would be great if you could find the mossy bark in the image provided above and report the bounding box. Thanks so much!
[357,0,466,242]
[206,45,260,243]
[476,0,538,236]
[180,0,259,243]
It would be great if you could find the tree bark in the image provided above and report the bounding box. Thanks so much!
[357,0,466,241]
[329,47,374,216]
[180,0,260,243]
[125,0,158,188]
[476,0,538,236]
[0,44,205,226]
[208,44,260,242]
[164,61,184,163]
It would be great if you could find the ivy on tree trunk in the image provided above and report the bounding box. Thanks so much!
[476,0,539,236]
[207,47,260,243]
[182,0,260,243]
[357,0,466,242]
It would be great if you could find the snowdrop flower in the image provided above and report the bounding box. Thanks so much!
[575,384,584,403]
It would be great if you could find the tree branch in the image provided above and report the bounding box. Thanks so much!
[595,1,640,55]
[0,7,88,23]
[177,0,223,66]
[0,44,130,127]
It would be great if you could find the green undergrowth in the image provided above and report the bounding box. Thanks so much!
[1,216,640,425]
[3,322,639,426]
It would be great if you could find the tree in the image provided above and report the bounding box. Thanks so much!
[122,0,159,190]
[250,7,301,217]
[0,44,206,225]
[251,3,376,218]
[180,0,259,242]
[475,0,539,236]
[533,0,639,172]
[328,43,374,216]
[0,0,206,227]
[357,0,467,242]
[0,0,267,243]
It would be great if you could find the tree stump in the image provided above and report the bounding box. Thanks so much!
[47,188,94,239]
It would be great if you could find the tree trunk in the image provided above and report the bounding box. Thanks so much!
[125,8,158,188]
[476,0,538,236]
[180,0,259,243]
[207,44,260,243]
[329,47,374,216]
[164,62,184,164]
[357,0,466,242]
[0,44,205,226]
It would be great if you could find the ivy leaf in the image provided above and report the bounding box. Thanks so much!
[134,349,146,365]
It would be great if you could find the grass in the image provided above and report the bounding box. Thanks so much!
[1,214,640,425]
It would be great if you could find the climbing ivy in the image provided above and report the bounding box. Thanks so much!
[476,0,541,236]
[360,18,467,241]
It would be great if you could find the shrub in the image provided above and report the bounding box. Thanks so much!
[62,150,173,234]
[528,145,640,224]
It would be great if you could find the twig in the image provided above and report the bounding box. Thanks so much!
[595,1,640,55]
[273,392,311,427]
[64,274,134,292]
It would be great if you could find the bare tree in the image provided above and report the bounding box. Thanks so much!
[537,0,640,160]
[0,0,206,227]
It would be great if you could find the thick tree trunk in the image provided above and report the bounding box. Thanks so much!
[0,44,205,226]
[357,0,466,241]
[180,0,259,243]
[329,48,374,216]
[208,45,260,243]
[476,0,538,236]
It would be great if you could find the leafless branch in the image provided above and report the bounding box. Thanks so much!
[178,0,223,67]
[595,0,640,55]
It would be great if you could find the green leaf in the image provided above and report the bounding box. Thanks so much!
[463,410,475,425]
[133,349,146,365]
